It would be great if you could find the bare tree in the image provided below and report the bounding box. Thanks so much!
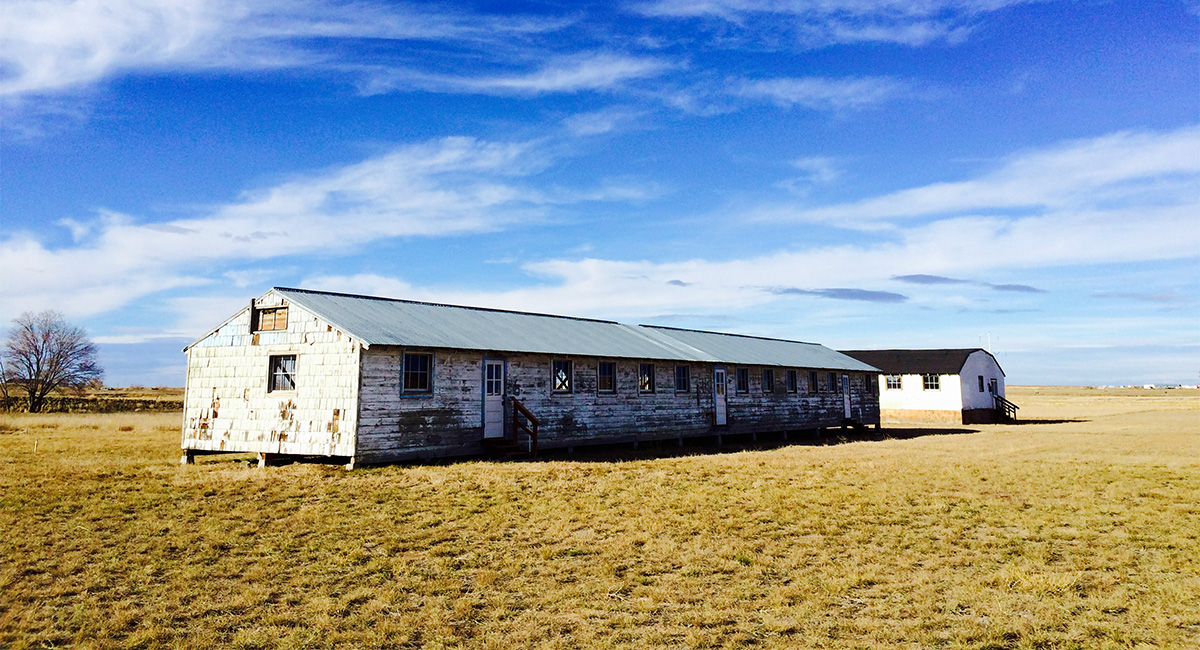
[0,356,10,412]
[3,311,103,413]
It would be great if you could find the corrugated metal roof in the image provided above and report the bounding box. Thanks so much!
[266,287,876,371]
[643,325,880,371]
[839,349,997,375]
[275,288,700,360]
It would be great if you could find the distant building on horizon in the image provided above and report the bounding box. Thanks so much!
[839,348,1015,424]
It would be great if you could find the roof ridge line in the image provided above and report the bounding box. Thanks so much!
[273,287,621,326]
[641,323,819,346]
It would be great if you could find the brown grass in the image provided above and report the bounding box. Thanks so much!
[1,387,1197,649]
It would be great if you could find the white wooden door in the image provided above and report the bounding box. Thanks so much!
[483,359,505,438]
[713,366,727,426]
[842,374,852,418]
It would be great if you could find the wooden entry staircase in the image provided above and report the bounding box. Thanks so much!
[994,394,1020,422]
[482,397,540,460]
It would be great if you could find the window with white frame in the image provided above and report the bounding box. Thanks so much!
[402,352,433,394]
[922,374,940,390]
[886,375,902,390]
[268,355,296,392]
[552,360,573,393]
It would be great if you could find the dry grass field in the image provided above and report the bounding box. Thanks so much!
[1,386,1197,649]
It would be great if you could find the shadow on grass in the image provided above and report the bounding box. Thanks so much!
[998,418,1087,425]
[189,426,996,468]
[532,425,983,464]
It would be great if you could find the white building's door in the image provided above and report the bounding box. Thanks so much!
[842,374,852,418]
[483,359,505,438]
[713,366,727,426]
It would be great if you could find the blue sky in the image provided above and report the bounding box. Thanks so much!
[1,0,1197,387]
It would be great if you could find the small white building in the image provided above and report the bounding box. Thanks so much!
[839,349,1014,424]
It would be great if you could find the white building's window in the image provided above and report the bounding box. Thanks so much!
[886,375,902,390]
[268,355,296,391]
[639,364,656,393]
[256,307,288,332]
[674,366,690,393]
[922,374,940,391]
[552,360,573,393]
[402,353,433,394]
[597,361,616,394]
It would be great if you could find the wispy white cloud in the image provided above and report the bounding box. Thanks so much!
[562,107,647,136]
[358,53,672,96]
[754,125,1200,226]
[0,0,573,100]
[635,0,1037,47]
[734,76,907,109]
[0,136,644,321]
[303,191,1197,325]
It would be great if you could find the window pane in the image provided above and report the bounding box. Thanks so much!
[762,369,774,393]
[675,366,689,392]
[258,307,288,331]
[269,355,296,391]
[403,354,432,392]
[787,370,798,393]
[736,368,748,393]
[639,364,655,392]
[485,362,503,396]
[553,360,572,392]
[598,362,615,393]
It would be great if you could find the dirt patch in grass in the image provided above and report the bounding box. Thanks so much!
[1,388,1198,649]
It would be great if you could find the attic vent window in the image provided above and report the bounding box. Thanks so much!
[257,307,288,332]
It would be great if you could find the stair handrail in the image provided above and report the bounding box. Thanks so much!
[993,394,1019,421]
[510,396,540,459]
